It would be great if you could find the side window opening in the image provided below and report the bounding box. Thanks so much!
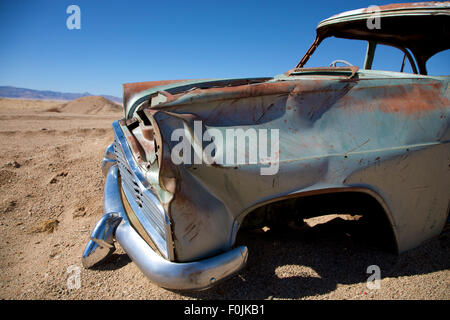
[426,50,450,76]
[371,44,416,74]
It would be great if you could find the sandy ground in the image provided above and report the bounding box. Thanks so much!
[0,98,448,300]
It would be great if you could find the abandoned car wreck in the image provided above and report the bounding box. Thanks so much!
[82,2,450,290]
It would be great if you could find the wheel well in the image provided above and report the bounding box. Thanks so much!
[238,190,398,252]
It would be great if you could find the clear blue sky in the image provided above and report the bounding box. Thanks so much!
[0,0,448,97]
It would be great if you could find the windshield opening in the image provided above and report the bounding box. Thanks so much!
[302,37,421,74]
[303,37,366,69]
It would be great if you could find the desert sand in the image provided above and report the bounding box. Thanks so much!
[0,97,448,300]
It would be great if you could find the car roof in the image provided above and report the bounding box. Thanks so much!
[318,1,450,28]
[315,2,450,73]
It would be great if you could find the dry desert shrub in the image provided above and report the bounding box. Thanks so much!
[31,218,59,233]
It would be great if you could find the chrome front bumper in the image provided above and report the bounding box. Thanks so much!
[82,165,248,290]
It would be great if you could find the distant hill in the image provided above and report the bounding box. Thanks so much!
[58,96,122,114]
[0,86,122,103]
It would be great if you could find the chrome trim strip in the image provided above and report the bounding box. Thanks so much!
[83,165,248,290]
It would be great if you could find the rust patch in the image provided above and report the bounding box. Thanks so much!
[123,80,188,107]
[174,81,298,101]
[380,84,448,115]
[362,1,449,13]
[341,82,448,116]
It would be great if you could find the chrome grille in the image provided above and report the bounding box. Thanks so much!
[112,123,170,259]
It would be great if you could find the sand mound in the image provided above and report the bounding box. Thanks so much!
[0,98,63,111]
[58,96,122,115]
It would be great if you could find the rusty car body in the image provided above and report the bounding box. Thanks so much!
[82,2,450,290]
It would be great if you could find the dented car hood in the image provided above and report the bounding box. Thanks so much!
[123,68,446,120]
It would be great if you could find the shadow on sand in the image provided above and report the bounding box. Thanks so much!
[176,216,450,299]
